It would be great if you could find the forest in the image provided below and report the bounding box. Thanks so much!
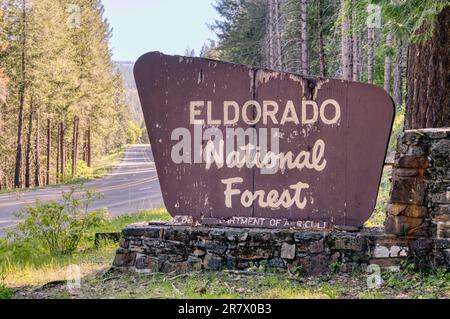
[0,0,135,190]
[0,0,449,191]
[202,0,449,130]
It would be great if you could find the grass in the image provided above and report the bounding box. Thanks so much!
[1,207,448,299]
[11,264,450,299]
[0,209,169,290]
[91,209,171,234]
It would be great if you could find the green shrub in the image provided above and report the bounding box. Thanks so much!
[62,160,93,182]
[0,268,13,299]
[7,185,110,256]
[0,285,13,299]
[127,121,142,144]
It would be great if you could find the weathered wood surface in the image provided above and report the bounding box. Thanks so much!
[134,52,394,229]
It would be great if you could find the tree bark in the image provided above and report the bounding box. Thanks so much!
[56,122,60,183]
[34,108,41,186]
[341,0,352,80]
[14,1,27,188]
[71,116,79,177]
[384,33,393,93]
[59,122,65,181]
[86,125,92,167]
[393,42,404,110]
[367,28,375,84]
[24,96,33,188]
[46,118,51,185]
[267,0,275,69]
[317,0,326,77]
[351,0,360,81]
[274,0,282,70]
[405,6,450,129]
[299,0,308,75]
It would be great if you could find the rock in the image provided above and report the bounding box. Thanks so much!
[161,261,191,273]
[395,155,429,169]
[294,232,323,242]
[192,249,206,257]
[209,229,226,239]
[333,225,361,232]
[430,140,450,161]
[385,215,424,236]
[163,228,190,242]
[372,244,408,258]
[143,238,165,250]
[203,254,224,270]
[123,224,164,238]
[280,243,296,260]
[187,256,202,271]
[119,238,129,249]
[232,244,273,260]
[226,256,237,269]
[205,240,228,255]
[330,234,365,251]
[387,204,427,218]
[164,240,187,255]
[248,229,274,241]
[409,238,433,251]
[340,262,362,273]
[297,240,324,254]
[390,176,427,205]
[268,258,287,268]
[113,250,136,267]
[291,254,329,276]
[373,245,390,258]
[308,240,325,253]
[225,229,249,242]
[394,168,421,178]
[135,256,164,272]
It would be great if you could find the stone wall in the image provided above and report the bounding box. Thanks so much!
[113,128,449,275]
[113,223,449,275]
[385,128,449,239]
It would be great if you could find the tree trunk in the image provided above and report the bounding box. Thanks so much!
[384,33,393,93]
[46,118,51,185]
[59,122,65,181]
[393,43,404,110]
[367,28,375,84]
[341,0,352,80]
[317,0,326,77]
[56,122,60,183]
[86,125,92,167]
[267,0,274,69]
[25,96,33,188]
[34,109,41,186]
[14,1,27,188]
[274,0,282,70]
[299,0,308,75]
[405,6,450,129]
[71,116,79,177]
[351,0,360,81]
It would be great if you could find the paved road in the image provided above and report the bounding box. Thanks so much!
[0,145,164,235]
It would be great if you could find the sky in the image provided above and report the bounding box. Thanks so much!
[101,0,220,62]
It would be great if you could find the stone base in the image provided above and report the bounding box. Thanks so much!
[113,222,450,276]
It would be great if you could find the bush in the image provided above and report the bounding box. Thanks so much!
[0,285,13,299]
[127,120,142,144]
[7,185,110,256]
[62,160,93,182]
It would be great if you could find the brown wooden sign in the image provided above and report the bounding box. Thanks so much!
[134,52,394,230]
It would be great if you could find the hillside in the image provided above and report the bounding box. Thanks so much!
[115,61,144,126]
